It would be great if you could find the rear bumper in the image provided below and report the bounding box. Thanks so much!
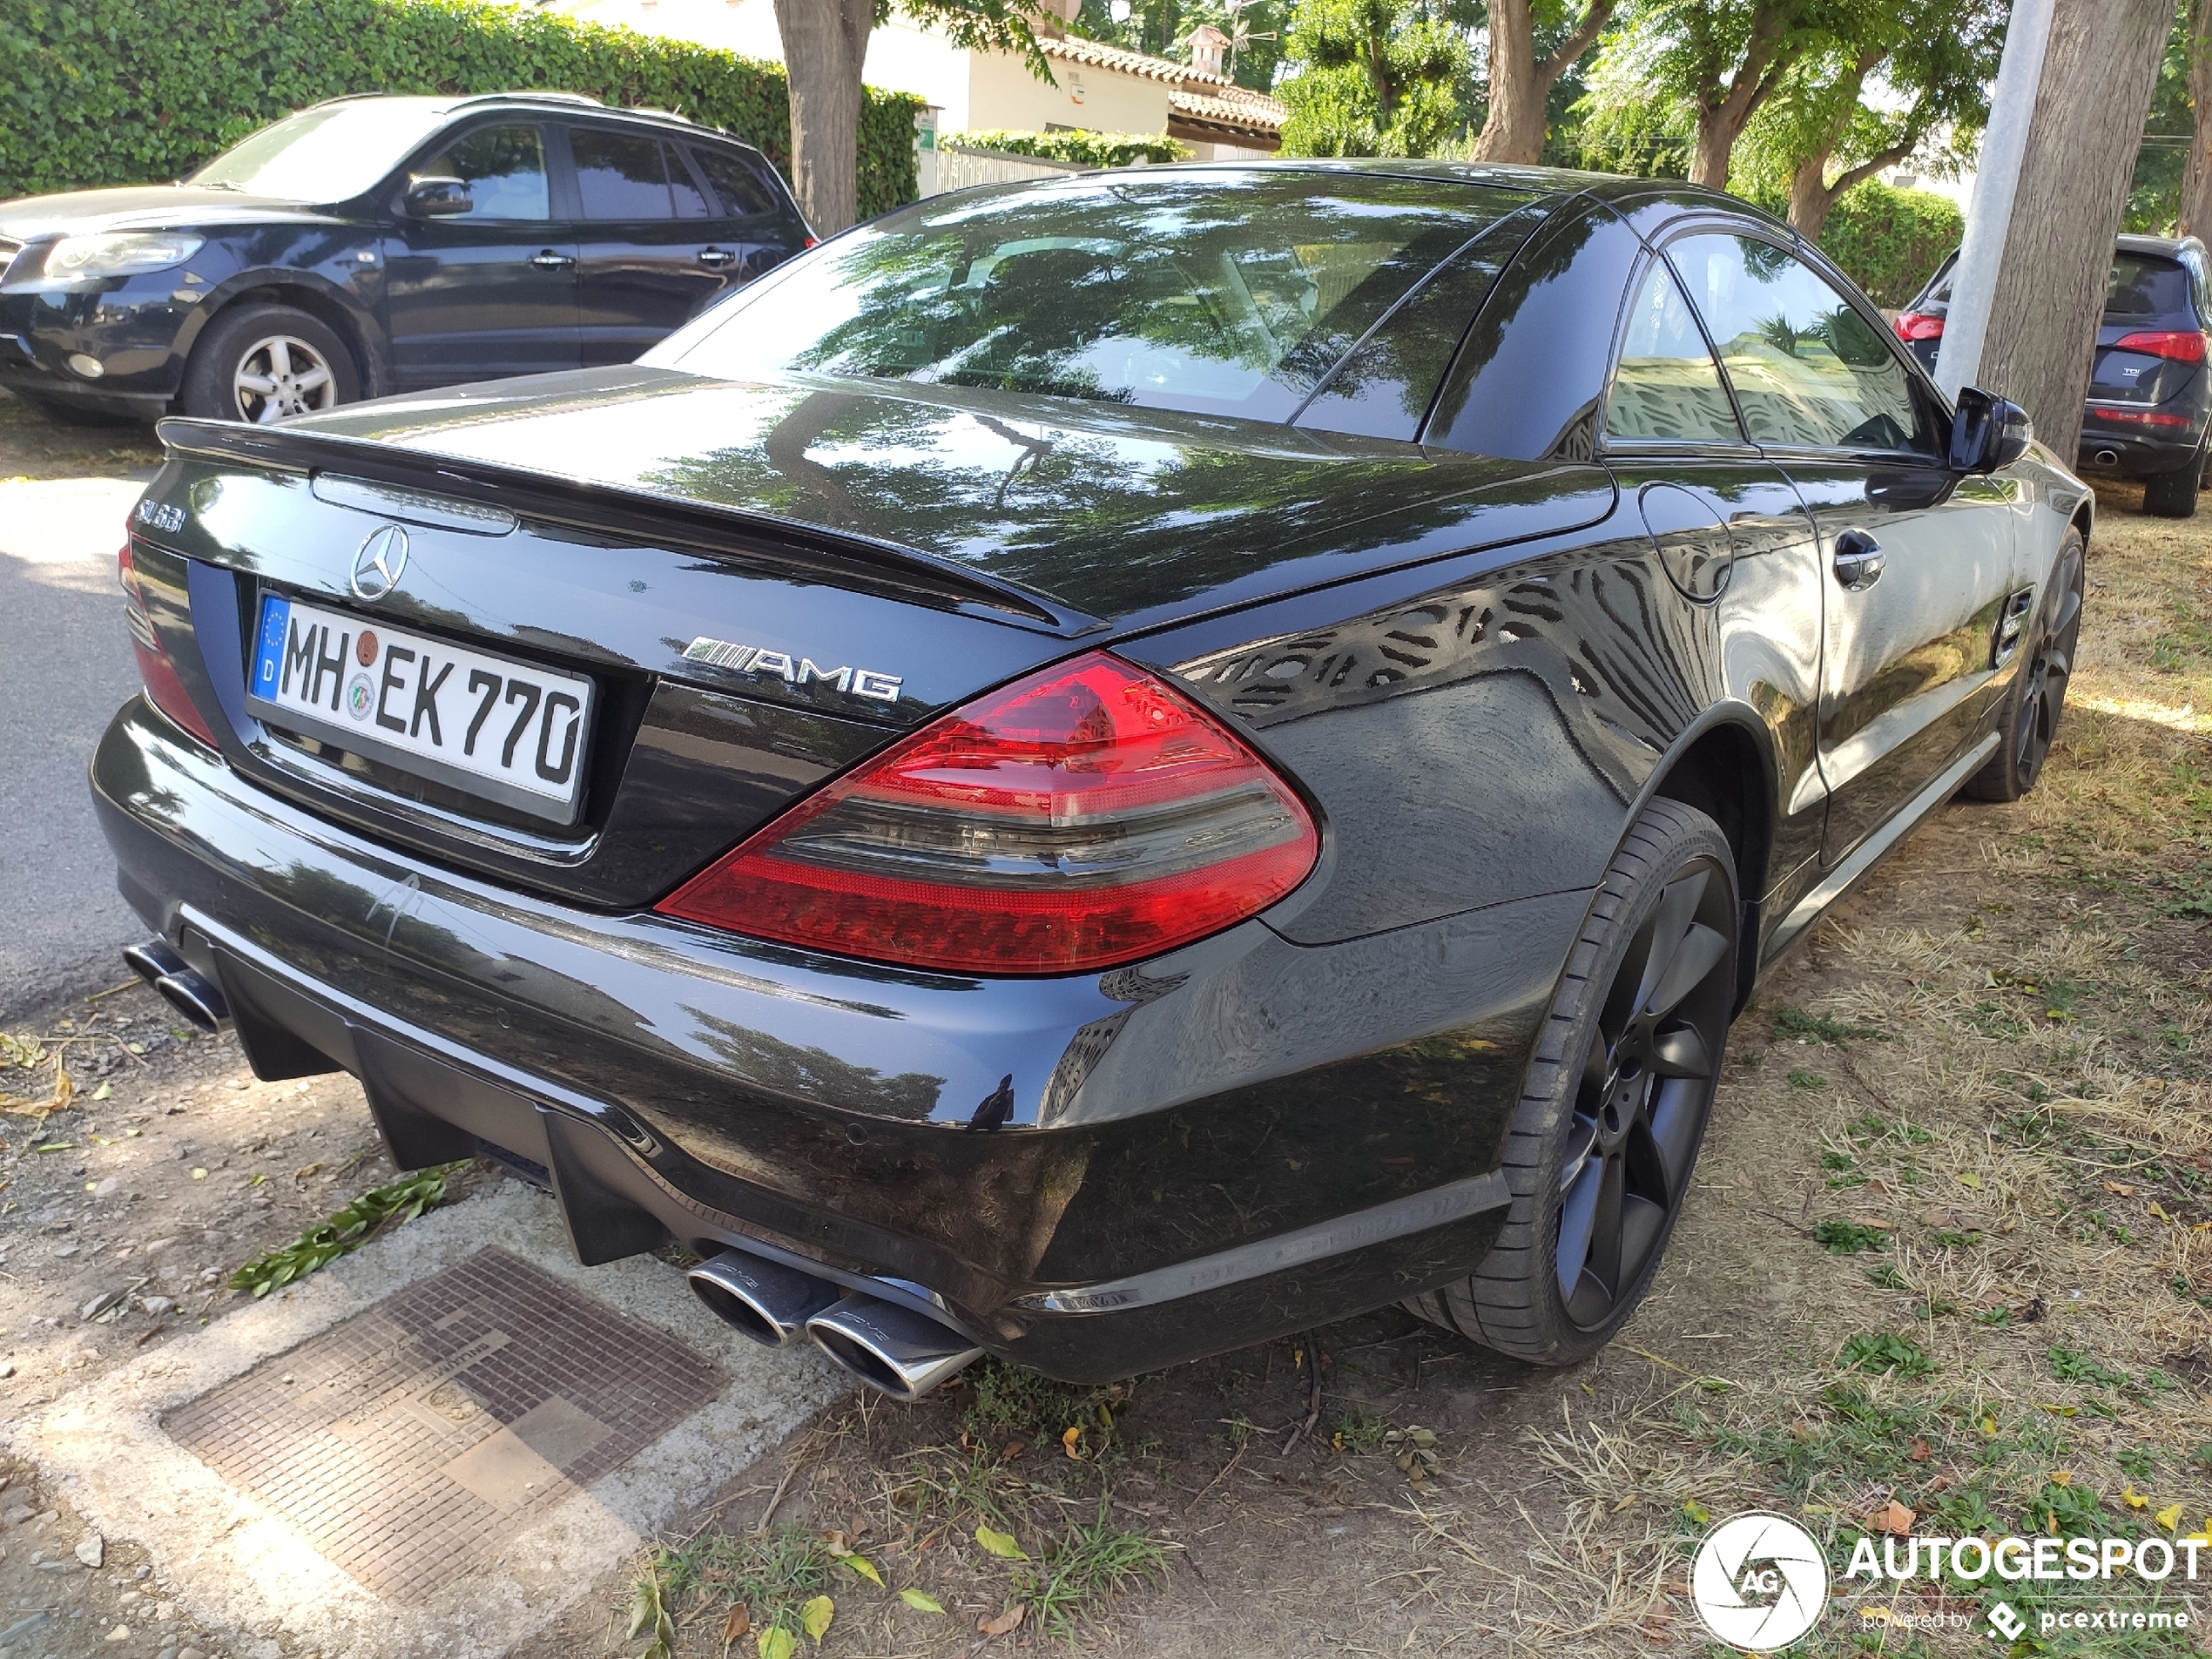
[2075,410,2205,477]
[93,698,1580,1380]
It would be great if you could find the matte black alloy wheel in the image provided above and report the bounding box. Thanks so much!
[1968,530,2085,804]
[2012,544,2084,789]
[1553,862,1735,1330]
[1404,798,1738,1365]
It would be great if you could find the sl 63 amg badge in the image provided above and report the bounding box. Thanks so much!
[683,637,903,702]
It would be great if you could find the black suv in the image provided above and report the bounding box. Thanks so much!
[0,92,811,425]
[1896,233,2212,516]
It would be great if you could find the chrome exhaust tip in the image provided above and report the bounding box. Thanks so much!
[2095,448,2120,467]
[806,1294,983,1402]
[688,1250,842,1348]
[123,939,188,986]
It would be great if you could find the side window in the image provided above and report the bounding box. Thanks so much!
[1605,259,1741,444]
[415,125,549,220]
[573,129,674,219]
[1671,233,1939,455]
[691,146,779,219]
[668,145,712,219]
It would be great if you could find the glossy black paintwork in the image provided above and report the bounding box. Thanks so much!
[92,163,2094,1382]
[0,105,807,415]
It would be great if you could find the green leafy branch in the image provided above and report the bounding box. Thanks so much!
[227,1160,469,1297]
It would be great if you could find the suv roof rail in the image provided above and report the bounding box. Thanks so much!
[449,91,606,111]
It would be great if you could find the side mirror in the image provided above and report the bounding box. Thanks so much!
[1950,385,2033,474]
[406,176,473,218]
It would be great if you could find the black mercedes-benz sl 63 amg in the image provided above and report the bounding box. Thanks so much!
[94,162,2088,1399]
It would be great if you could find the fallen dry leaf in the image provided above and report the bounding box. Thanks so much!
[1908,1438,1932,1462]
[978,1603,1027,1638]
[1871,1500,1915,1536]
[1001,1439,1026,1460]
[721,1602,751,1643]
[2106,1182,2137,1197]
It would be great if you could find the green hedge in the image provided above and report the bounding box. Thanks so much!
[1815,181,1963,309]
[957,128,1187,167]
[0,0,922,219]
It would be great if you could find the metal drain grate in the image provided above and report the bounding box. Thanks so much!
[167,1248,723,1602]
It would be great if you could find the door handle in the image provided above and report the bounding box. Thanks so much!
[1832,528,1884,590]
[697,246,737,268]
[529,249,575,269]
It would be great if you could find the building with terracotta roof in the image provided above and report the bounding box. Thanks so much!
[547,0,1285,160]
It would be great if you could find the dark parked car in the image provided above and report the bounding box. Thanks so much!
[0,92,809,426]
[1896,235,2212,516]
[96,164,2086,1397]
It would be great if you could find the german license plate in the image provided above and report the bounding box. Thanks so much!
[246,592,593,825]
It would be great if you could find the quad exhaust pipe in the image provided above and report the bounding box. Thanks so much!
[125,939,232,1034]
[687,1250,842,1347]
[687,1249,983,1401]
[804,1294,985,1403]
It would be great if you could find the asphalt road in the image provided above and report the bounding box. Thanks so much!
[0,468,157,1017]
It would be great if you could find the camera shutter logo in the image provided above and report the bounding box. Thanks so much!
[350,524,409,602]
[1689,1512,1830,1652]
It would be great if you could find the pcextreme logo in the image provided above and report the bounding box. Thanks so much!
[1690,1512,1831,1651]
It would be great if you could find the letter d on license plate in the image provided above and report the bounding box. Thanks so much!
[246,592,594,825]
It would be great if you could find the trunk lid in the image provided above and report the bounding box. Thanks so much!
[134,367,1609,907]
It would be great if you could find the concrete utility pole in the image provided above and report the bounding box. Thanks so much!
[1934,0,2177,461]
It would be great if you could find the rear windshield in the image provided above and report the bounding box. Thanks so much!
[2107,253,2194,321]
[644,172,1535,421]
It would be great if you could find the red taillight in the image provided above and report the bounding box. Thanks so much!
[1894,311,1945,341]
[656,651,1319,974]
[2112,329,2209,363]
[2090,405,2195,428]
[118,536,219,749]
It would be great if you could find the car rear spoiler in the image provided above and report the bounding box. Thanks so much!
[154,417,1096,634]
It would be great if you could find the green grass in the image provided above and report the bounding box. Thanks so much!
[1813,1219,1891,1254]
[631,1526,841,1655]
[1012,1503,1170,1641]
[1837,1332,1935,1379]
[1788,1069,1829,1090]
[1775,1007,1890,1043]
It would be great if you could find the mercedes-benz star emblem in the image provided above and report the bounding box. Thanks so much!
[350,524,409,602]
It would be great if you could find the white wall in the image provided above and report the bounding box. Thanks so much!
[547,0,1173,141]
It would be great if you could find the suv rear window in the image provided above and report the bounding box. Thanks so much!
[2107,254,2194,321]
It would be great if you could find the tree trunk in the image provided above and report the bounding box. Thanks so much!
[1472,0,1615,164]
[1687,4,1791,189]
[1976,0,2176,459]
[1781,51,1887,238]
[774,0,874,236]
[2181,0,2212,237]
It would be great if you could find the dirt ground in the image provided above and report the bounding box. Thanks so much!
[2,422,2207,1659]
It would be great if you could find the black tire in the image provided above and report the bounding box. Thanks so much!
[1405,798,1738,1366]
[2142,443,2206,518]
[179,303,358,423]
[8,389,143,428]
[1964,528,2085,803]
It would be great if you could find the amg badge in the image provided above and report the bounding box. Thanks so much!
[683,637,903,703]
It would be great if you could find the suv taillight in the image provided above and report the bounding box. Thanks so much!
[119,536,218,748]
[656,651,1318,974]
[2112,329,2209,363]
[1893,311,1945,341]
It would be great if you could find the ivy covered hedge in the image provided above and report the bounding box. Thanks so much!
[957,129,1187,167]
[0,0,922,218]
[1815,182,1963,309]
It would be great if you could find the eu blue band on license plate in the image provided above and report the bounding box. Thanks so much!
[245,590,594,826]
[251,594,292,701]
